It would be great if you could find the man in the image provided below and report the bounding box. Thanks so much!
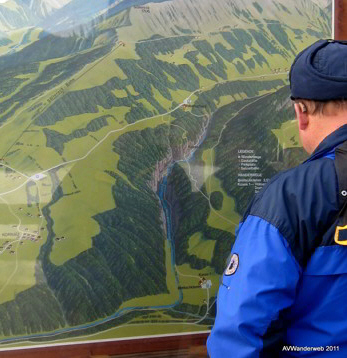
[207,39,347,357]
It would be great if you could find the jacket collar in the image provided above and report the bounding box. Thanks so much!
[304,124,347,163]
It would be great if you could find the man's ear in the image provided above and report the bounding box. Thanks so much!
[294,102,309,130]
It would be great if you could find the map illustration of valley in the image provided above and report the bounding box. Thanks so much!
[0,0,331,349]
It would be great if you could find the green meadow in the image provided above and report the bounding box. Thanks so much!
[202,149,240,234]
[272,119,301,149]
[188,232,216,262]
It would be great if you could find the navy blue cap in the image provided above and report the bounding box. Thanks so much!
[290,39,347,101]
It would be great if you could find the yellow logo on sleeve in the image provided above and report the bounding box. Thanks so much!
[334,225,347,246]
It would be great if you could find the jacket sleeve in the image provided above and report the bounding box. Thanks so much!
[207,215,302,358]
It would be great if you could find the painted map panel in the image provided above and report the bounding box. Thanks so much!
[0,0,331,350]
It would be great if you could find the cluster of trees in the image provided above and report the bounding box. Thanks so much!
[114,125,170,186]
[174,25,193,34]
[192,40,227,80]
[0,37,11,47]
[166,163,210,270]
[0,63,38,98]
[37,73,131,127]
[0,76,23,100]
[184,51,218,81]
[317,8,332,35]
[306,28,325,39]
[187,24,298,75]
[210,191,223,211]
[43,115,110,154]
[135,35,193,57]
[267,23,296,57]
[222,29,252,54]
[193,78,285,115]
[0,285,65,336]
[252,2,263,14]
[248,28,282,56]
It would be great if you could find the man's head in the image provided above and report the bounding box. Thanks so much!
[290,40,347,153]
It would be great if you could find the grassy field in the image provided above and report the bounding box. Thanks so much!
[176,263,219,306]
[43,112,109,135]
[7,143,62,175]
[188,232,215,262]
[0,169,27,195]
[113,88,128,98]
[272,119,301,149]
[138,98,157,113]
[151,86,173,109]
[70,46,131,91]
[126,85,139,96]
[169,88,194,107]
[201,149,240,234]
[214,94,238,108]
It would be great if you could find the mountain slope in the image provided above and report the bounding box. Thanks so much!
[39,0,124,33]
[0,0,37,31]
[0,0,72,31]
[21,0,72,18]
[111,0,330,41]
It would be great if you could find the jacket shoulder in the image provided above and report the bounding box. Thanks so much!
[247,158,339,266]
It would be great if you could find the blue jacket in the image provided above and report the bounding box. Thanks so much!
[207,125,347,357]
